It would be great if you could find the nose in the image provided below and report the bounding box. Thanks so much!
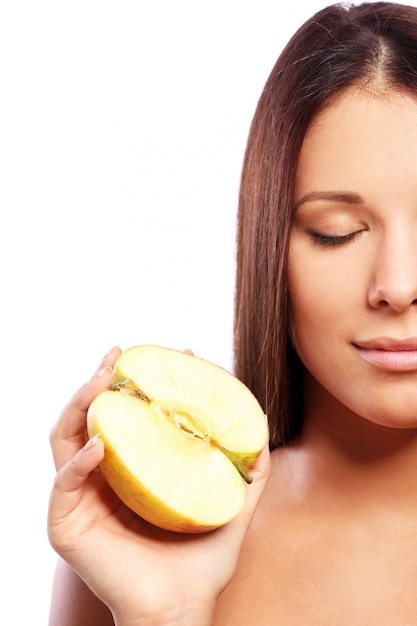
[368,229,417,312]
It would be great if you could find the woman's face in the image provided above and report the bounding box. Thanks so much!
[289,87,417,429]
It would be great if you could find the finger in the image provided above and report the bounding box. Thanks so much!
[221,432,271,547]
[50,347,121,470]
[91,345,122,378]
[50,367,112,469]
[240,437,271,524]
[48,435,105,548]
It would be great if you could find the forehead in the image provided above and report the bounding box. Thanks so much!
[306,86,417,135]
[295,87,417,200]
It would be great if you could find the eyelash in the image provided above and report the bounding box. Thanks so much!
[307,229,363,247]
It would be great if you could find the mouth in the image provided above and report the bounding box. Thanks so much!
[354,337,417,371]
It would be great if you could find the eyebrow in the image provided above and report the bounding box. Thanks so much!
[293,191,363,211]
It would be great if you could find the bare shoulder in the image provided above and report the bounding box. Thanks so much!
[213,445,417,625]
[213,446,298,625]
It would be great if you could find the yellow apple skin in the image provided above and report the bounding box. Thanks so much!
[87,345,268,533]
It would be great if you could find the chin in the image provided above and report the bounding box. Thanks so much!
[360,407,417,431]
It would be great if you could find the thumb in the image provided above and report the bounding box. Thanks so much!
[221,433,270,553]
[240,437,271,526]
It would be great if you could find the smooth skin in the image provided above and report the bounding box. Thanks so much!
[214,87,417,624]
[47,347,270,626]
[49,87,417,625]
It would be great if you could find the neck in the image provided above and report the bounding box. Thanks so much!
[293,385,417,515]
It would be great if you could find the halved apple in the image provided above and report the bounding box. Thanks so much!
[87,345,268,533]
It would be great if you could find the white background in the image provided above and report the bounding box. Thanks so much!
[0,0,395,622]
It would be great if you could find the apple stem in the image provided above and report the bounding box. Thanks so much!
[232,461,253,485]
[219,447,253,484]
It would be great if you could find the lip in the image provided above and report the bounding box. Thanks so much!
[354,337,417,371]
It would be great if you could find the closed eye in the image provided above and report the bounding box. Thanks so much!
[307,229,364,247]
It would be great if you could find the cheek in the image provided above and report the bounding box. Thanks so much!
[288,256,334,333]
[289,284,337,359]
[288,263,354,408]
[287,245,359,361]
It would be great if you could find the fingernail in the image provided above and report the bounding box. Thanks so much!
[104,345,121,358]
[84,433,101,451]
[97,366,112,377]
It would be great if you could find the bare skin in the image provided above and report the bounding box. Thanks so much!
[214,425,417,625]
[48,88,417,624]
[47,347,270,626]
[50,416,417,626]
[215,87,417,624]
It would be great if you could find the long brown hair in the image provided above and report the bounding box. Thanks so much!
[234,2,417,449]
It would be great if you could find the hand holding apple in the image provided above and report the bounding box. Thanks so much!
[47,346,270,626]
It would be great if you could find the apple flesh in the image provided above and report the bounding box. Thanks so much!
[87,345,268,533]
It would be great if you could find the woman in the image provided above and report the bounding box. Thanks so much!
[48,2,417,624]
